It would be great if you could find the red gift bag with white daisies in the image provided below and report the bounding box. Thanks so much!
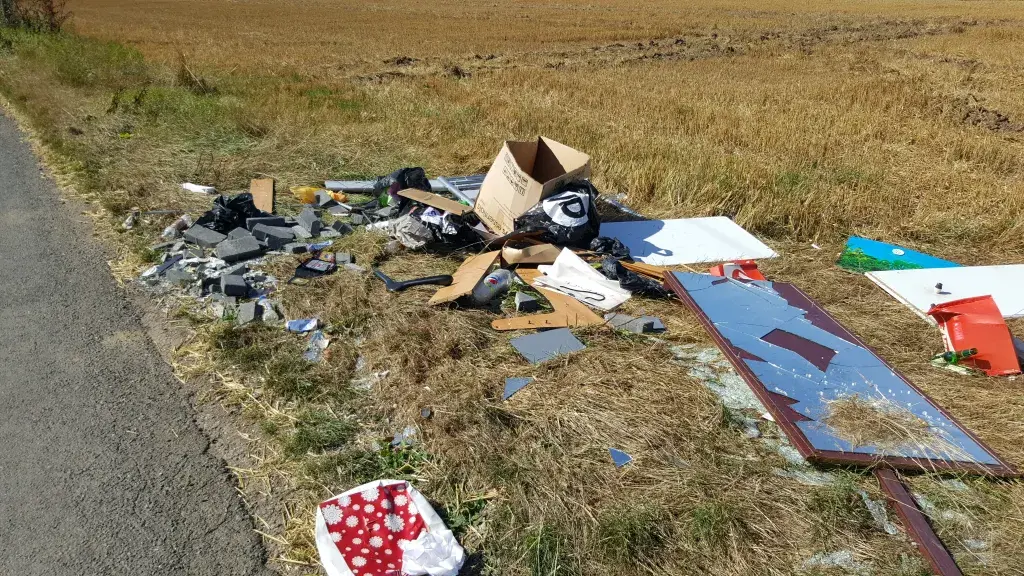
[315,480,465,576]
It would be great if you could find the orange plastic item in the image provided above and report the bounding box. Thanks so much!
[708,260,766,281]
[927,296,1021,377]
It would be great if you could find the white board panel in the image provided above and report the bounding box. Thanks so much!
[866,265,1024,323]
[598,217,778,266]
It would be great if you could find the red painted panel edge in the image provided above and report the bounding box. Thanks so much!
[875,468,964,576]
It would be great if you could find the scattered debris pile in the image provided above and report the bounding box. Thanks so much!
[135,136,1022,576]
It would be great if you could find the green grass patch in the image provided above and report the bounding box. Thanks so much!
[596,502,673,567]
[283,410,357,457]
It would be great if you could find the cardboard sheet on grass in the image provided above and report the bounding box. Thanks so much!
[428,251,500,305]
[866,265,1024,323]
[493,268,604,330]
[837,236,959,273]
[397,188,472,216]
[473,137,591,236]
[501,243,561,265]
[666,272,1017,476]
[928,296,1021,377]
[250,178,275,214]
[599,217,778,266]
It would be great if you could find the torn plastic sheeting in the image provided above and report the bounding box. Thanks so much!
[315,480,465,576]
[304,330,330,362]
[666,271,1017,476]
[837,236,959,273]
[599,216,778,266]
[534,248,631,311]
[287,318,319,333]
[928,296,1021,377]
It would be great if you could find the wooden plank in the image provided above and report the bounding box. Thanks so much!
[620,260,668,280]
[250,178,275,214]
[875,468,964,576]
[428,251,500,305]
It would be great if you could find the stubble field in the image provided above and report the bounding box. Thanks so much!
[3,0,1024,574]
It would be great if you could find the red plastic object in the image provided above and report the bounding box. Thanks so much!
[708,260,766,281]
[927,296,1022,377]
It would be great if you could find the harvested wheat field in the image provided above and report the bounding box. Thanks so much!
[3,0,1024,574]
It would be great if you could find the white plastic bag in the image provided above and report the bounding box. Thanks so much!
[535,248,631,311]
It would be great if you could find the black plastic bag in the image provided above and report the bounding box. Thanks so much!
[599,252,670,299]
[195,193,269,234]
[590,236,631,259]
[375,167,431,205]
[513,180,600,248]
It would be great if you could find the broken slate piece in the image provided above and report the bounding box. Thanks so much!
[297,207,323,236]
[223,262,248,276]
[328,204,351,216]
[183,225,227,248]
[609,448,633,468]
[215,236,263,263]
[344,263,367,273]
[237,301,259,325]
[291,225,313,240]
[316,190,337,208]
[503,377,533,401]
[350,214,366,226]
[246,216,286,231]
[375,206,397,219]
[604,313,664,334]
[154,254,183,276]
[515,292,541,313]
[212,293,237,306]
[283,242,308,254]
[318,228,341,238]
[163,268,195,287]
[227,227,253,240]
[221,275,248,297]
[331,221,354,236]
[335,252,353,265]
[511,328,586,364]
[251,224,294,249]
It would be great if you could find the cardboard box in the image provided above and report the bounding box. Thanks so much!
[473,137,590,235]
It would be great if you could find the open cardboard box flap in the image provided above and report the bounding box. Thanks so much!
[473,137,591,236]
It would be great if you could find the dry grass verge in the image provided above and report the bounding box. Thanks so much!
[3,8,1024,574]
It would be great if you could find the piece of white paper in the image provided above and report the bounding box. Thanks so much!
[181,182,217,195]
[535,249,631,311]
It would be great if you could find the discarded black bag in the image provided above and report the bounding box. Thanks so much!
[513,181,600,248]
[590,236,631,259]
[195,193,269,234]
[375,167,431,205]
[600,254,670,299]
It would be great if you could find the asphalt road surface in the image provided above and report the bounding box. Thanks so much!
[0,112,272,574]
